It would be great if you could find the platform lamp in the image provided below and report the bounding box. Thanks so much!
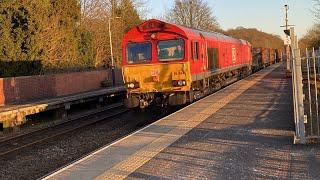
[109,16,121,86]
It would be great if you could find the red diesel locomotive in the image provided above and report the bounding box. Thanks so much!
[122,19,252,109]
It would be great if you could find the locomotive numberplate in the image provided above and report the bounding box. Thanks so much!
[172,71,186,80]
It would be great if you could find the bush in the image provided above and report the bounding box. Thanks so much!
[0,60,42,77]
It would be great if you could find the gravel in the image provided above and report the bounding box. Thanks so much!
[0,106,181,180]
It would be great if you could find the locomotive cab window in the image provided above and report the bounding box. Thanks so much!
[192,41,199,60]
[157,39,185,61]
[126,42,152,64]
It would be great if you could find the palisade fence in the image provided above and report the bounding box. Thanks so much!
[291,26,320,144]
[287,28,320,144]
[301,48,320,142]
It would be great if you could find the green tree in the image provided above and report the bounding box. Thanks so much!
[77,27,94,67]
[0,0,94,71]
[118,0,141,32]
[0,0,141,76]
[0,0,49,61]
[42,0,81,64]
[112,0,142,67]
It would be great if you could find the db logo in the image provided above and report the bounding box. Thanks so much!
[151,69,160,76]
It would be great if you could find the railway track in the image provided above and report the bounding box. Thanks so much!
[0,102,128,157]
[0,65,279,179]
[0,104,181,180]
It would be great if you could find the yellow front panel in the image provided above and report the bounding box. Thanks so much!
[122,62,191,93]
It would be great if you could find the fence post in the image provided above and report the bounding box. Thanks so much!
[318,47,320,73]
[312,48,320,135]
[306,48,313,136]
[291,27,306,144]
[286,45,291,73]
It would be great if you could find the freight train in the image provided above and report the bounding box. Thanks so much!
[252,48,283,72]
[122,19,281,109]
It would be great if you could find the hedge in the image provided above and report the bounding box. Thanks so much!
[0,60,42,77]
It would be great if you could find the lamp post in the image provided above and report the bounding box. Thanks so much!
[109,16,121,86]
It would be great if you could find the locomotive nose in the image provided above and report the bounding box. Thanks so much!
[123,63,191,93]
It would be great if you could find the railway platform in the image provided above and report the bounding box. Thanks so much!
[44,63,320,180]
[0,86,125,129]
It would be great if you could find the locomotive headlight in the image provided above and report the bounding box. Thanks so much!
[127,82,140,89]
[128,83,135,88]
[172,80,187,87]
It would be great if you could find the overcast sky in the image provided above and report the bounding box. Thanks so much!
[146,0,316,38]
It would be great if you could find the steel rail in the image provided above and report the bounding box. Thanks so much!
[0,102,123,144]
[0,103,128,157]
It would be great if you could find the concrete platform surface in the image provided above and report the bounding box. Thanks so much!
[0,86,125,128]
[44,64,320,180]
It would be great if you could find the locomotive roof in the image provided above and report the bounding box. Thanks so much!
[184,27,247,44]
[135,19,250,45]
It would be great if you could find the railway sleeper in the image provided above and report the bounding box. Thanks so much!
[54,108,68,121]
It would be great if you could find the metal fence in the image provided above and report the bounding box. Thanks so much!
[301,48,320,141]
[288,26,320,144]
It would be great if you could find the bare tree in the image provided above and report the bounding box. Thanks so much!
[300,0,320,50]
[164,0,220,32]
[313,0,320,23]
[300,24,320,49]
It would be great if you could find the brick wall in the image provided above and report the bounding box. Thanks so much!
[15,76,56,102]
[1,78,16,105]
[0,79,3,105]
[0,69,123,106]
[54,71,109,96]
